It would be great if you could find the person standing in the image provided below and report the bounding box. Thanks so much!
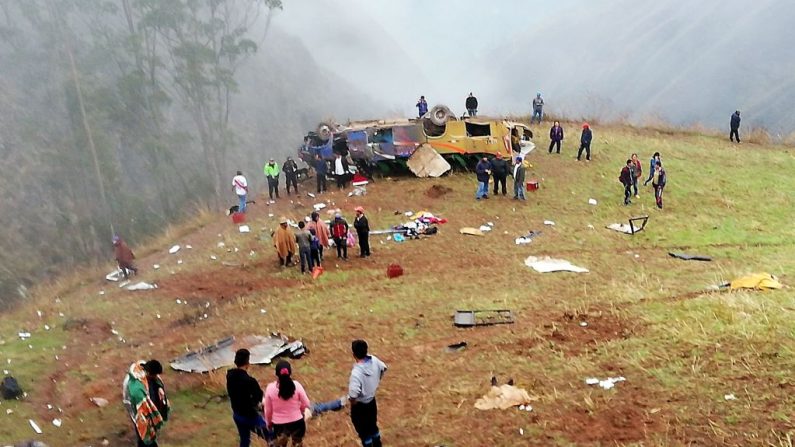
[489,153,509,196]
[348,339,387,447]
[264,158,281,200]
[548,121,564,154]
[123,360,168,447]
[652,161,667,209]
[577,123,592,161]
[512,157,526,201]
[465,92,478,117]
[143,361,170,427]
[283,157,299,195]
[263,361,311,447]
[630,153,642,198]
[416,95,428,117]
[227,349,268,447]
[274,218,297,267]
[308,229,322,269]
[331,213,349,260]
[532,93,544,124]
[232,170,249,212]
[643,152,661,186]
[353,206,370,258]
[730,110,741,143]
[307,211,330,263]
[295,221,313,274]
[334,153,348,190]
[314,155,328,194]
[619,160,634,205]
[475,157,491,200]
[113,235,138,279]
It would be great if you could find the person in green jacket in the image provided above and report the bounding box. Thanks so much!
[263,158,280,200]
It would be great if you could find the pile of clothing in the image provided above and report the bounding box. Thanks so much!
[393,211,447,239]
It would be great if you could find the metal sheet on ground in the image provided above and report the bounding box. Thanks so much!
[406,145,451,178]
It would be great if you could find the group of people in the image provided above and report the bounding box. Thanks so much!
[311,153,351,194]
[272,207,371,272]
[546,120,593,161]
[619,151,667,208]
[226,340,387,447]
[474,153,527,201]
[415,92,543,121]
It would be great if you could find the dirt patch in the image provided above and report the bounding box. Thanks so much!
[542,310,635,355]
[62,317,113,339]
[426,184,453,198]
[156,264,296,302]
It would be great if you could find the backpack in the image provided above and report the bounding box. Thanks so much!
[1,376,23,399]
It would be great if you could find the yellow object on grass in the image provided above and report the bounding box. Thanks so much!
[729,273,783,290]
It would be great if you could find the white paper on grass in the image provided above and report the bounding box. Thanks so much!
[479,225,492,232]
[588,198,598,205]
[543,220,555,226]
[313,203,327,211]
[524,256,589,273]
[126,282,157,291]
[29,419,43,434]
[607,223,633,234]
[515,237,533,245]
[239,225,250,233]
[168,245,181,254]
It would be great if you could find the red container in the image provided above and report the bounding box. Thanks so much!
[526,180,540,191]
[231,212,246,224]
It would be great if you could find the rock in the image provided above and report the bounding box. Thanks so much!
[90,397,109,407]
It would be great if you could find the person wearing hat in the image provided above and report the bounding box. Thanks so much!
[283,157,299,196]
[475,157,491,200]
[264,158,281,200]
[274,218,297,267]
[532,92,544,124]
[489,153,509,196]
[353,207,371,258]
[113,235,138,279]
[577,123,593,161]
[331,213,349,260]
[263,360,311,446]
[512,157,526,201]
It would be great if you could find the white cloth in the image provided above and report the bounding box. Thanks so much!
[513,164,520,178]
[334,157,345,175]
[232,175,248,195]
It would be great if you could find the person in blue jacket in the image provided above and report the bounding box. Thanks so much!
[416,96,428,117]
[314,155,327,194]
[643,152,661,186]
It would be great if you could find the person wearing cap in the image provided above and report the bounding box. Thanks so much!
[465,92,478,117]
[577,123,593,161]
[227,349,268,447]
[331,213,349,260]
[283,157,299,195]
[348,339,387,447]
[274,218,297,267]
[232,170,249,212]
[532,92,544,124]
[264,158,281,200]
[512,157,526,201]
[489,153,509,196]
[548,121,564,154]
[113,235,138,279]
[475,157,491,200]
[353,207,371,258]
[263,360,310,446]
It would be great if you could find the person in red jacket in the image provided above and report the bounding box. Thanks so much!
[331,214,349,260]
[619,160,634,205]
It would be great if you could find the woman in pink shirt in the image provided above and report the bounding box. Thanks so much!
[264,360,311,446]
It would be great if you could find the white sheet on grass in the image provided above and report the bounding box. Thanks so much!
[524,256,589,273]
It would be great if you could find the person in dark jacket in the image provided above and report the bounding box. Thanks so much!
[353,207,370,258]
[143,360,170,424]
[512,157,526,200]
[489,153,509,195]
[630,153,642,198]
[331,214,349,260]
[619,160,634,205]
[475,157,491,200]
[548,121,564,154]
[283,157,299,195]
[314,155,327,194]
[227,349,268,447]
[577,123,592,161]
[465,92,478,117]
[730,111,741,143]
[652,161,667,209]
[643,152,661,186]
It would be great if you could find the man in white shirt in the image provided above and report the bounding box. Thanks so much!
[334,153,348,190]
[232,171,248,213]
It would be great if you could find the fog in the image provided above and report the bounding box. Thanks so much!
[275,0,795,133]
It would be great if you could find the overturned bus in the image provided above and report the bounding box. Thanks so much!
[298,105,535,177]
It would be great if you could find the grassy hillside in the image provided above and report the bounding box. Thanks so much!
[2,123,794,446]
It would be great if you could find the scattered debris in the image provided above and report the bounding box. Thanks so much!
[104,269,124,282]
[387,264,404,279]
[460,227,485,237]
[454,310,514,327]
[515,231,541,245]
[177,259,183,265]
[425,184,453,198]
[588,198,598,205]
[186,245,193,249]
[98,291,105,296]
[18,333,31,340]
[406,144,452,177]
[217,242,225,248]
[543,220,555,226]
[29,419,42,434]
[2,376,23,399]
[524,256,589,273]
[393,233,405,242]
[313,203,327,211]
[587,224,595,229]
[475,381,536,410]
[153,264,160,270]
[90,397,109,407]
[52,418,62,427]
[170,334,307,373]
[307,193,316,198]
[445,341,467,352]
[347,187,367,197]
[724,393,737,401]
[607,216,648,235]
[169,245,181,254]
[125,282,157,291]
[518,405,533,412]
[210,255,217,260]
[585,376,626,390]
[709,273,784,291]
[668,252,712,262]
[239,225,250,233]
[478,225,492,232]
